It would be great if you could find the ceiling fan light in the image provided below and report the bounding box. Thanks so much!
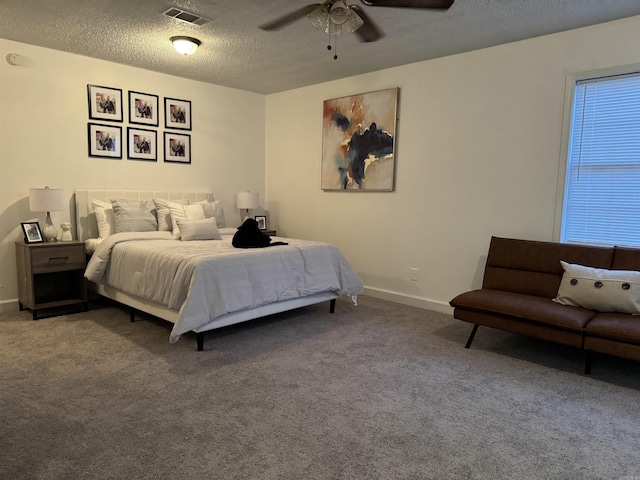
[307,5,329,29]
[324,18,343,35]
[329,1,349,25]
[344,10,364,32]
[171,36,201,55]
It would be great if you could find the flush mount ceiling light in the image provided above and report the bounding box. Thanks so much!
[170,36,201,55]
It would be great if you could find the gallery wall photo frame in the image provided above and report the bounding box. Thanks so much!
[164,132,191,164]
[21,221,43,244]
[127,127,157,162]
[129,91,159,126]
[87,84,123,122]
[88,123,122,159]
[321,87,398,192]
[164,97,192,130]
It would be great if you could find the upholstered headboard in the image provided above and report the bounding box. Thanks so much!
[75,189,215,242]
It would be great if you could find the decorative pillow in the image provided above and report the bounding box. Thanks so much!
[91,199,115,239]
[153,198,189,232]
[168,202,205,239]
[177,217,222,241]
[110,198,158,233]
[196,200,226,228]
[554,261,640,314]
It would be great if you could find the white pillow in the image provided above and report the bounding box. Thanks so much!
[91,199,115,239]
[168,202,205,239]
[196,200,226,228]
[177,217,222,241]
[554,261,640,314]
[153,198,189,232]
[111,198,158,233]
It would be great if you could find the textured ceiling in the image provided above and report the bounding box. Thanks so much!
[2,0,640,94]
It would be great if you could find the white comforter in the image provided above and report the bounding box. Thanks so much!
[85,232,363,343]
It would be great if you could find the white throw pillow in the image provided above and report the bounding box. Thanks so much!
[91,199,115,239]
[196,200,226,228]
[177,217,222,241]
[168,202,205,239]
[111,198,158,233]
[153,198,189,232]
[554,261,640,314]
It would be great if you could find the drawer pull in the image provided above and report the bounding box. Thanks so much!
[49,256,69,261]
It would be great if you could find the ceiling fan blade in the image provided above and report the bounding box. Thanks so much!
[350,6,384,42]
[259,4,321,31]
[360,0,454,9]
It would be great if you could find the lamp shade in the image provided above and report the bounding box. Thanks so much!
[237,192,259,210]
[171,36,201,55]
[29,187,65,213]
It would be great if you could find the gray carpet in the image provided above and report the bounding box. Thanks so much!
[1,295,639,480]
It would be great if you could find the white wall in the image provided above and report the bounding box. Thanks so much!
[265,16,640,313]
[0,40,265,310]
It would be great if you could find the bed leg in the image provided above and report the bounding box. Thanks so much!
[329,299,336,314]
[130,308,135,323]
[465,324,479,348]
[196,333,204,352]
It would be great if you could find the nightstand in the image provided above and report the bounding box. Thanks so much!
[15,241,88,320]
[264,230,277,236]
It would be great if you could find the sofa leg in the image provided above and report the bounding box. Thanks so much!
[465,324,479,349]
[584,351,592,375]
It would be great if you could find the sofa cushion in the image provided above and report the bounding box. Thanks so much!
[584,313,640,345]
[554,262,640,314]
[450,289,597,331]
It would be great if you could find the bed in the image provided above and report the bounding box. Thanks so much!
[75,189,363,350]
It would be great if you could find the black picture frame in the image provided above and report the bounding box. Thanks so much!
[164,132,191,164]
[129,91,159,126]
[127,127,157,162]
[87,84,123,122]
[21,221,43,244]
[255,215,267,230]
[88,123,122,159]
[164,97,192,130]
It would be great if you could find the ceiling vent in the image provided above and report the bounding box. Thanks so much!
[163,7,210,26]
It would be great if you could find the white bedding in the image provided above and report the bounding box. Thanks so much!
[85,232,363,343]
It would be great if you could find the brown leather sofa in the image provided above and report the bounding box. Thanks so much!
[449,236,640,373]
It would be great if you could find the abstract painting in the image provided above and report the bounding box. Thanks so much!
[321,88,398,191]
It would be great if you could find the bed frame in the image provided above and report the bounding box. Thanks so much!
[75,189,338,350]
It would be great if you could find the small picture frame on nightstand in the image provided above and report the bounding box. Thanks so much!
[255,215,267,230]
[21,222,44,244]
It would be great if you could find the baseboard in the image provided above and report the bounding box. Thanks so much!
[363,286,454,315]
[0,298,18,314]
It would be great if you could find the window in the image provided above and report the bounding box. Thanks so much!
[561,72,640,246]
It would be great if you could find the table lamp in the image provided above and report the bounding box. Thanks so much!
[29,187,66,242]
[237,191,259,222]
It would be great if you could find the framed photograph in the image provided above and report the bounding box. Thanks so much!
[87,84,123,122]
[164,132,191,164]
[255,215,267,230]
[321,87,398,191]
[88,123,122,159]
[127,127,157,162]
[21,221,43,244]
[129,91,159,126]
[164,97,192,130]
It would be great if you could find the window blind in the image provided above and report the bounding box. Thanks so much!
[561,72,640,246]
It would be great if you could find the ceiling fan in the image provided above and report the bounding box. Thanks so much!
[259,0,455,44]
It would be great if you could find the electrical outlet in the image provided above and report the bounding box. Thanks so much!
[410,268,418,281]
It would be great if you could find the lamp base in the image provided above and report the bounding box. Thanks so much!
[43,212,58,242]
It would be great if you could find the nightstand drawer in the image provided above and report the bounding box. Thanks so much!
[31,245,85,272]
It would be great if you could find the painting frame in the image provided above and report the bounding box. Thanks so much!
[255,215,267,230]
[127,127,157,162]
[128,91,159,126]
[21,221,44,244]
[321,87,398,192]
[164,97,192,130]
[87,84,123,122]
[88,123,122,159]
[164,132,191,164]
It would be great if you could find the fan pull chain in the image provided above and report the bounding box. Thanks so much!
[326,33,338,60]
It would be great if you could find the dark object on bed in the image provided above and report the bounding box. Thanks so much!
[449,236,640,374]
[233,218,288,248]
